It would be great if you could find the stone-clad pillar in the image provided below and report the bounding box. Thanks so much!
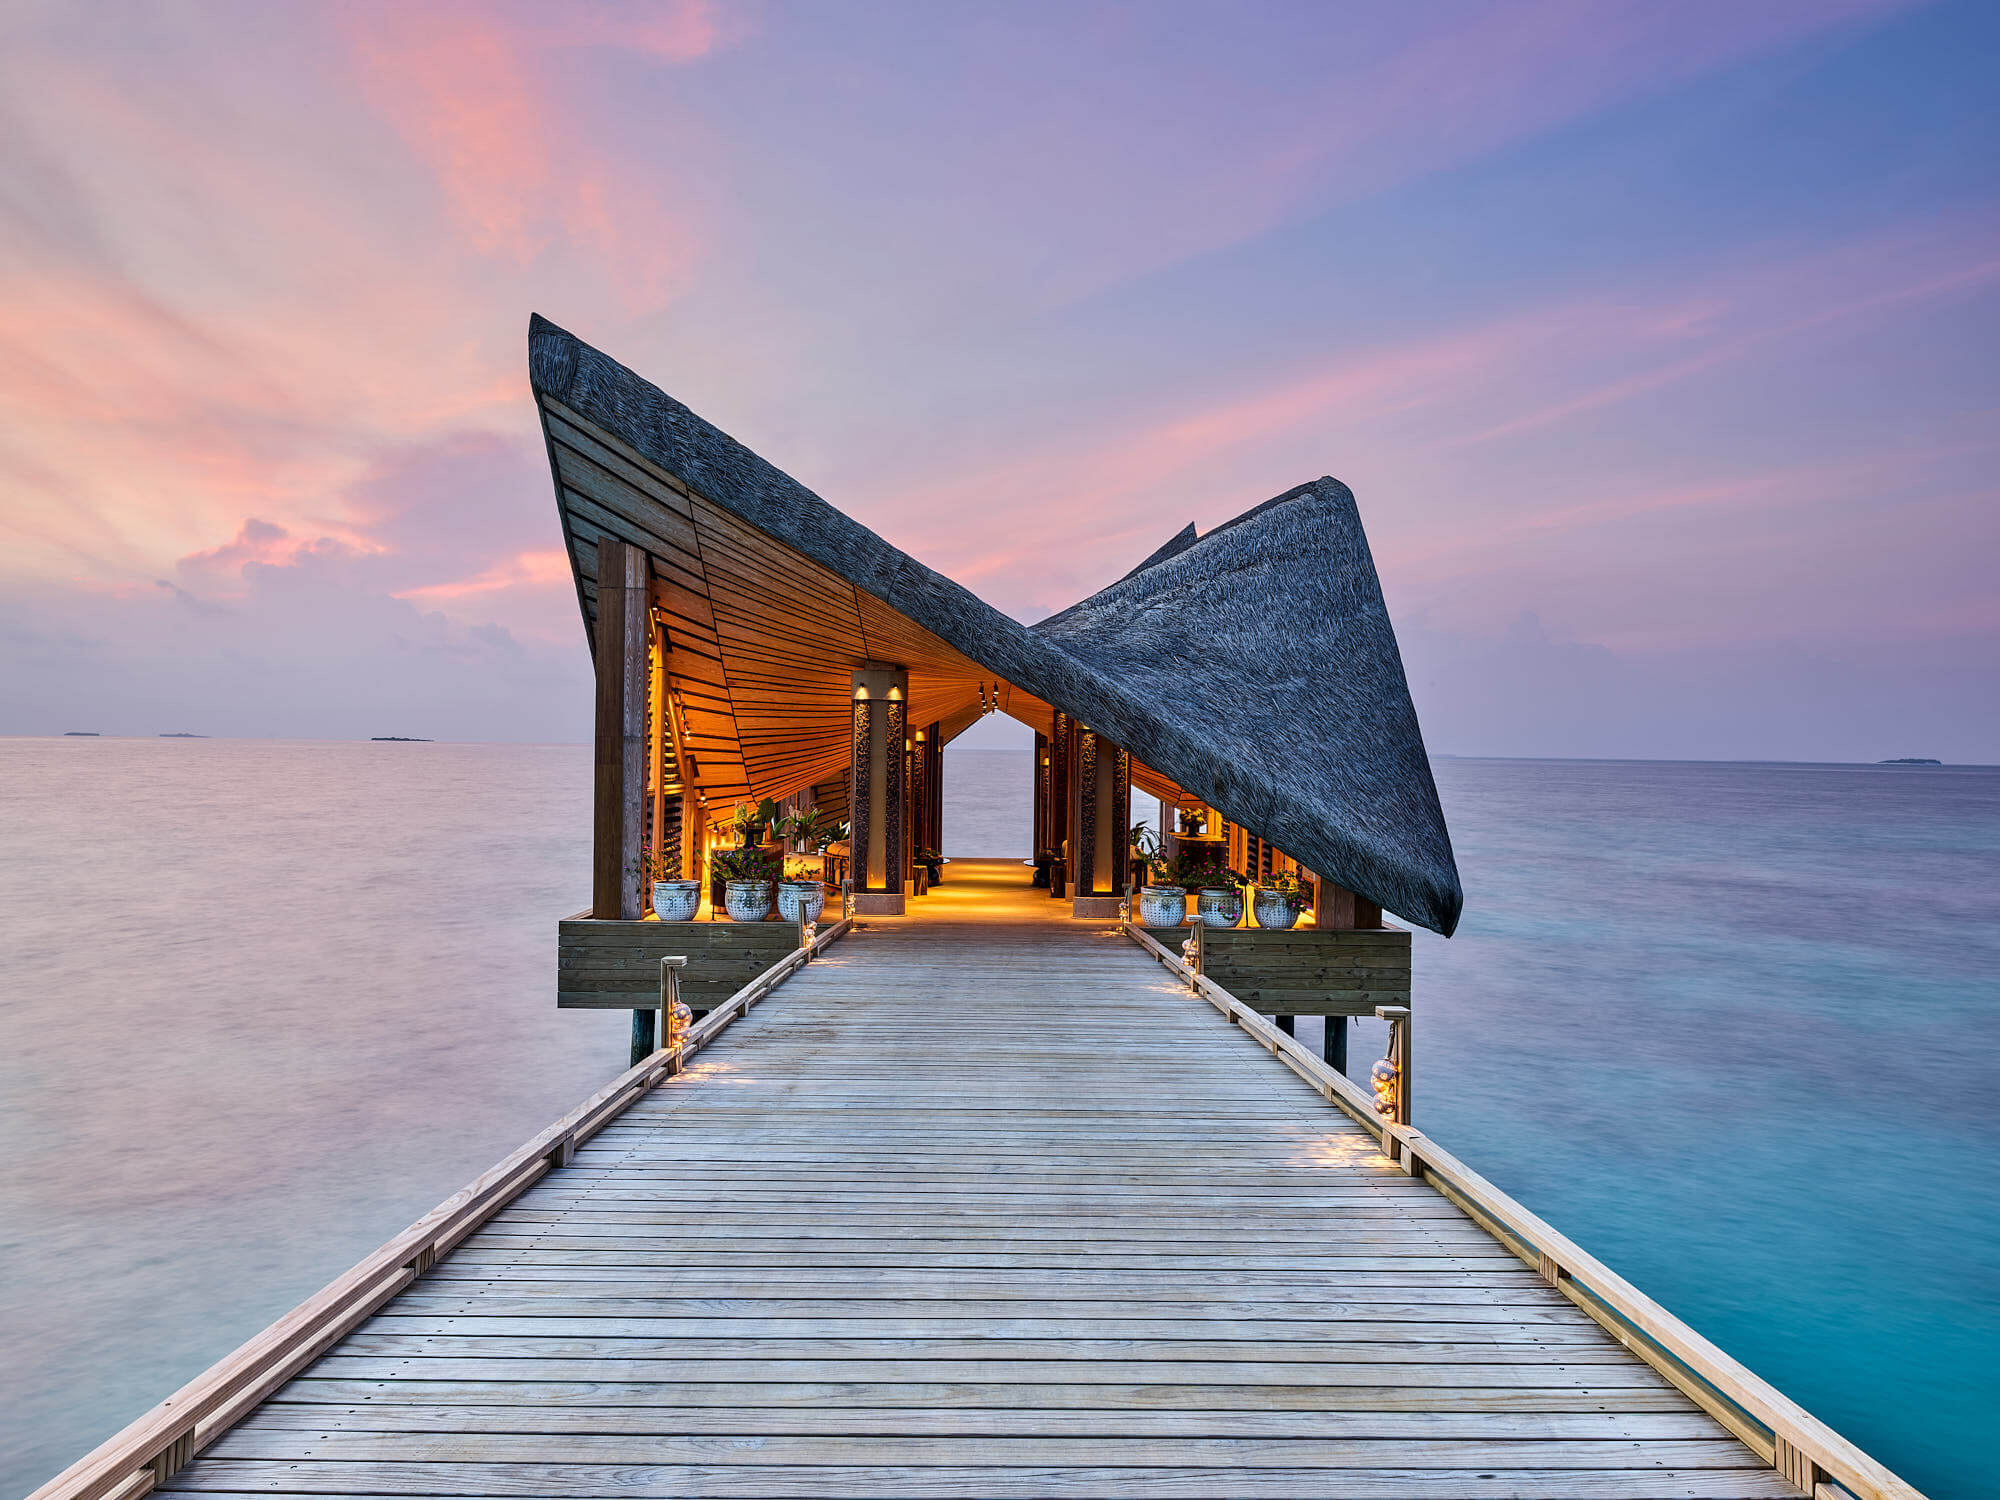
[849,664,907,915]
[1068,723,1131,918]
[1048,712,1072,899]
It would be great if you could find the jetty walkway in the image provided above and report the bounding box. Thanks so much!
[141,860,1795,1500]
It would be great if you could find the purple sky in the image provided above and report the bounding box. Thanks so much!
[2,0,1994,760]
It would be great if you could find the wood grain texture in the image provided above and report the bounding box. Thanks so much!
[148,861,1811,1500]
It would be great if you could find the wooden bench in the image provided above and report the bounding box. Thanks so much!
[557,914,804,1015]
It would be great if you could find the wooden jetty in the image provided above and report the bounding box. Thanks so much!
[27,321,1928,1498]
[34,864,1924,1500]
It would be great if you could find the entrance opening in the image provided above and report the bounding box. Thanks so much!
[941,712,1033,859]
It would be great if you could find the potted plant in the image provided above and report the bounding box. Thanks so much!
[633,847,700,922]
[1129,819,1160,888]
[1165,845,1243,927]
[712,847,778,920]
[731,798,782,849]
[1253,869,1309,930]
[777,858,826,924]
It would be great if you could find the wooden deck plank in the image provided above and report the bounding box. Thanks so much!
[160,861,1798,1500]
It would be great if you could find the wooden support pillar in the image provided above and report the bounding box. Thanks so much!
[1325,1016,1348,1075]
[1069,723,1131,917]
[1318,880,1383,931]
[593,537,648,921]
[849,664,907,915]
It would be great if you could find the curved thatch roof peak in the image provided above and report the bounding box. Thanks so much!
[1035,480,1460,934]
[528,314,1462,935]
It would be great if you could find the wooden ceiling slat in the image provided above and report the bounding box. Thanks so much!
[543,399,696,516]
[555,451,701,556]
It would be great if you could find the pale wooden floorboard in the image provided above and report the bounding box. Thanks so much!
[164,860,1798,1500]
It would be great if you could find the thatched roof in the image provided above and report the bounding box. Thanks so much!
[529,314,1462,935]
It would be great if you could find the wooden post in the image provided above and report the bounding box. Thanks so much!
[1377,1003,1412,1162]
[629,1009,655,1069]
[658,954,688,1072]
[1325,1015,1348,1075]
[593,538,648,920]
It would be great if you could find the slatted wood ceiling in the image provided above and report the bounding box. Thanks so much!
[545,394,1094,823]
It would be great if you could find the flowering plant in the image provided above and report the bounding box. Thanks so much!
[711,848,778,882]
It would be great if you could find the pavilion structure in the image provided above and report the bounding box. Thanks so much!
[530,312,1461,941]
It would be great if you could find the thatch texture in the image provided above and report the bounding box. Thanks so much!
[529,314,1462,934]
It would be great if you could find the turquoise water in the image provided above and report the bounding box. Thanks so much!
[1,741,1992,1497]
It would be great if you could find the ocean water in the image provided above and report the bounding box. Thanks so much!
[2,740,1994,1498]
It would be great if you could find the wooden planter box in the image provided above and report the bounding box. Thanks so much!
[1139,923,1411,1016]
[557,915,803,1014]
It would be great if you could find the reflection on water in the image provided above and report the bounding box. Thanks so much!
[1,741,1993,1498]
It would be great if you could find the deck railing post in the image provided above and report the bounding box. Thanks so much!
[659,955,689,1074]
[1375,1003,1412,1168]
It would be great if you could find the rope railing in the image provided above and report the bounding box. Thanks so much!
[27,916,853,1500]
[1120,919,1927,1500]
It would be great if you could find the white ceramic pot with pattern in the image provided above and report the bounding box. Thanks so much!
[1252,888,1300,930]
[652,880,701,922]
[1137,885,1188,927]
[1195,886,1243,927]
[724,879,773,922]
[776,880,825,924]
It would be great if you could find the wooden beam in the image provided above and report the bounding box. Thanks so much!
[592,538,648,920]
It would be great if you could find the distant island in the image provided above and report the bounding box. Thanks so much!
[371,736,433,742]
[1878,757,1942,765]
[63,731,99,737]
[159,732,207,738]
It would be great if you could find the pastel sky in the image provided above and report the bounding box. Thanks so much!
[2,0,1994,759]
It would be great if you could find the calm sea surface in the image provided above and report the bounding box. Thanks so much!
[2,740,1994,1498]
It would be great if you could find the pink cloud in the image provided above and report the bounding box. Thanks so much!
[397,548,573,603]
[336,0,729,310]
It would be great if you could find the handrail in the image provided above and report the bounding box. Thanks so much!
[1121,921,1926,1500]
[27,916,853,1500]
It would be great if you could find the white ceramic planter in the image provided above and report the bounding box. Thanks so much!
[1252,888,1300,930]
[652,879,701,922]
[776,880,825,924]
[1137,885,1187,927]
[1195,886,1243,927]
[723,879,773,922]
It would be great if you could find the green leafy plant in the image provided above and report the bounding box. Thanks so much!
[628,847,684,888]
[779,808,846,853]
[712,848,778,882]
[1258,869,1309,905]
[1129,820,1159,860]
[731,798,782,848]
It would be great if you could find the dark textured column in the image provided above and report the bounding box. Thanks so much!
[849,664,907,915]
[1069,726,1132,916]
